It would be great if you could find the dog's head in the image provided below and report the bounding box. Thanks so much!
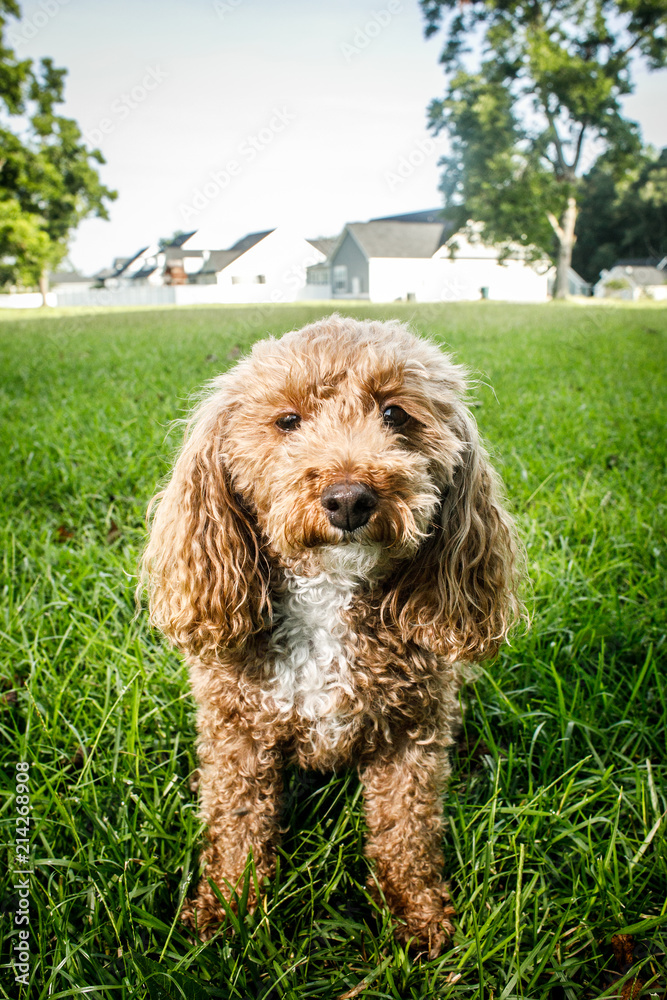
[142,315,522,661]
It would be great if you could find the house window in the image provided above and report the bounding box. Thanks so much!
[231,274,266,284]
[333,265,348,293]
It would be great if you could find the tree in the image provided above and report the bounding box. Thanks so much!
[421,0,667,297]
[0,1,116,302]
[573,146,667,283]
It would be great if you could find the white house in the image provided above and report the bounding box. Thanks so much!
[304,212,551,303]
[1,210,560,309]
[45,228,334,308]
[182,227,333,303]
[594,258,667,300]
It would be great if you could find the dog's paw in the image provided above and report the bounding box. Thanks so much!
[179,883,229,941]
[394,884,455,959]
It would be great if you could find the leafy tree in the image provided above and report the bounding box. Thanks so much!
[0,197,52,287]
[421,0,667,297]
[0,1,116,301]
[573,146,667,283]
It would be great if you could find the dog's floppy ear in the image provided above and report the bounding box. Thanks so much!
[384,407,522,661]
[141,396,271,659]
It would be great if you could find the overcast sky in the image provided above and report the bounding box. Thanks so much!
[8,0,667,274]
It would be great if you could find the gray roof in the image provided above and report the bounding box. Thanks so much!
[614,257,666,270]
[345,221,450,259]
[164,245,205,261]
[370,209,446,225]
[608,265,667,286]
[198,230,276,274]
[51,271,94,284]
[307,237,338,258]
[167,230,197,247]
[119,248,149,274]
[199,249,243,274]
[131,265,158,280]
[228,230,274,253]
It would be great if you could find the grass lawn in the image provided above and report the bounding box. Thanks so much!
[0,300,665,1000]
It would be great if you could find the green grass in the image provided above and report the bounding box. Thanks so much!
[0,301,665,999]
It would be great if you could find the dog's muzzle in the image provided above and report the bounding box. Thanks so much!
[320,481,378,532]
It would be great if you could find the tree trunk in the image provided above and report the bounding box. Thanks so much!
[39,269,50,306]
[553,196,578,300]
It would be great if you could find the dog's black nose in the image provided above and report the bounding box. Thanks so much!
[321,481,378,531]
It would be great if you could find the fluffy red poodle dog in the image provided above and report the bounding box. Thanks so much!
[142,314,522,957]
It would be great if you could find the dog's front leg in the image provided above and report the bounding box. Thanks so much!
[182,722,283,940]
[360,743,455,957]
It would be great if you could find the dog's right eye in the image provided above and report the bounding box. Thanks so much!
[382,405,410,429]
[275,413,301,431]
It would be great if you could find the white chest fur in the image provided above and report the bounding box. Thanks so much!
[263,545,380,744]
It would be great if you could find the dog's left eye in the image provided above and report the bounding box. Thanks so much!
[275,413,301,431]
[382,405,410,429]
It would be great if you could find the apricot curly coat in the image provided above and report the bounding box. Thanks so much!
[142,315,522,957]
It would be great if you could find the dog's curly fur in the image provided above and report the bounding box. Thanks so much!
[141,314,522,957]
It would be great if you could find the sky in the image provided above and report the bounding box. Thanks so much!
[7,0,667,275]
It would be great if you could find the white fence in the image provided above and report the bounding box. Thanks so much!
[0,291,58,308]
[1,283,307,309]
[56,286,178,308]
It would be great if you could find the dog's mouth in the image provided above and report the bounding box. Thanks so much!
[283,496,433,558]
[260,468,440,560]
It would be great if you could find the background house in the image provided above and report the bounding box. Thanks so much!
[547,266,591,298]
[162,231,205,284]
[2,209,595,308]
[49,227,333,307]
[182,227,331,303]
[594,258,667,300]
[304,212,551,303]
[49,270,98,296]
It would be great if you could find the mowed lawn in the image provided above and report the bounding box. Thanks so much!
[0,301,665,1000]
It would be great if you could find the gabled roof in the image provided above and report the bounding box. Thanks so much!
[228,230,274,254]
[197,230,279,274]
[131,265,158,280]
[51,271,94,284]
[109,247,150,277]
[345,221,450,259]
[166,230,197,248]
[164,245,205,261]
[199,249,244,274]
[606,265,667,286]
[613,256,666,270]
[370,209,446,225]
[307,237,338,258]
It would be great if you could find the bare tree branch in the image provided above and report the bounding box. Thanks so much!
[547,211,564,240]
[545,108,568,178]
[570,123,587,175]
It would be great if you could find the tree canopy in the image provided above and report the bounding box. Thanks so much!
[422,0,667,296]
[0,0,116,298]
[573,146,667,282]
